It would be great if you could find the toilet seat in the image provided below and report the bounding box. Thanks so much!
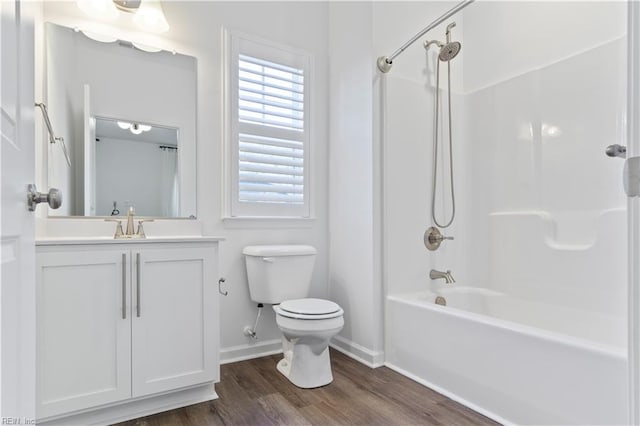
[277,298,343,320]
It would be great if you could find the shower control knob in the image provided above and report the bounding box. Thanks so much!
[424,226,453,251]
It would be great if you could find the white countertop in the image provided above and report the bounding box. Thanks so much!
[36,236,225,246]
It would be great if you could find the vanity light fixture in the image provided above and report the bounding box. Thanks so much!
[112,0,141,12]
[117,121,152,135]
[76,0,119,20]
[76,0,170,33]
[131,123,152,134]
[132,0,170,33]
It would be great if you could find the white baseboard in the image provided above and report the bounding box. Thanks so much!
[220,339,283,364]
[39,383,217,426]
[384,362,509,425]
[220,336,385,370]
[330,335,385,368]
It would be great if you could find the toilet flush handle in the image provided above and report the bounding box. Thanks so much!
[262,257,275,263]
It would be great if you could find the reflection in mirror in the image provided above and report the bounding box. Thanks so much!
[94,117,179,217]
[44,22,197,218]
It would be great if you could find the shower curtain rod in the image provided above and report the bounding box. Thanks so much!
[377,0,475,73]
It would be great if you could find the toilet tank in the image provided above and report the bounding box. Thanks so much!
[242,245,317,304]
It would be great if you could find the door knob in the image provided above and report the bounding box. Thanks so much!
[27,184,62,211]
[606,144,627,159]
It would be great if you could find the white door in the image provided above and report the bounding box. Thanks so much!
[0,0,36,420]
[630,1,640,423]
[36,249,132,419]
[132,246,217,397]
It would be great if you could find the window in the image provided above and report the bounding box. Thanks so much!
[227,32,311,217]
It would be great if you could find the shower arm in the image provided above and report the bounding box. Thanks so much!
[376,0,475,73]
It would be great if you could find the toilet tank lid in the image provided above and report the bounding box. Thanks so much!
[242,245,317,257]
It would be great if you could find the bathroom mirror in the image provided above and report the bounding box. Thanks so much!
[93,117,179,217]
[44,22,197,218]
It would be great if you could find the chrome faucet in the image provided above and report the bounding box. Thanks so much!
[430,269,455,284]
[125,206,135,236]
[105,206,153,239]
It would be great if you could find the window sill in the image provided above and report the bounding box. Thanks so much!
[222,216,317,229]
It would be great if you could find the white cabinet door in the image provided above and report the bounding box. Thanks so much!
[132,246,217,397]
[36,250,131,418]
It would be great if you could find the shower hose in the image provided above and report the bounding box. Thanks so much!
[431,55,456,229]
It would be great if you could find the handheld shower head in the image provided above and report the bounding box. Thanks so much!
[439,22,461,61]
[439,41,461,61]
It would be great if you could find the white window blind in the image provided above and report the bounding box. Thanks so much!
[229,33,311,217]
[238,55,304,131]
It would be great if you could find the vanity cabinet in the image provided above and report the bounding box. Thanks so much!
[35,239,220,422]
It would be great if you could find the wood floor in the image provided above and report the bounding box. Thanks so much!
[117,349,498,426]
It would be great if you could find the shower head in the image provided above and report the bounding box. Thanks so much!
[424,22,461,62]
[438,22,462,62]
[439,21,460,61]
[438,41,461,61]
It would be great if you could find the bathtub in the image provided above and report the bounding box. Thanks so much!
[385,287,628,425]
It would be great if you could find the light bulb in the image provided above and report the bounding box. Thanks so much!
[133,1,170,33]
[138,124,152,132]
[76,0,119,20]
[117,121,131,130]
[542,123,563,138]
[130,123,144,135]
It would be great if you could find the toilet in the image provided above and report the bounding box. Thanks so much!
[242,245,344,388]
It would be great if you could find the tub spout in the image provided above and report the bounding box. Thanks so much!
[430,269,455,284]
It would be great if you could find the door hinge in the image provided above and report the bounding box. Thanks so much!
[624,156,640,197]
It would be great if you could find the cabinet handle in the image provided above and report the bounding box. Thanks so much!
[122,253,126,319]
[136,252,141,317]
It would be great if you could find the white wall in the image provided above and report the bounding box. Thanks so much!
[45,24,75,216]
[463,1,626,92]
[328,2,384,366]
[38,1,330,360]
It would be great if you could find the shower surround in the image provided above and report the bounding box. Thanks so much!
[379,1,628,423]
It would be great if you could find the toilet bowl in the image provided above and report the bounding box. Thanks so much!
[274,298,344,388]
